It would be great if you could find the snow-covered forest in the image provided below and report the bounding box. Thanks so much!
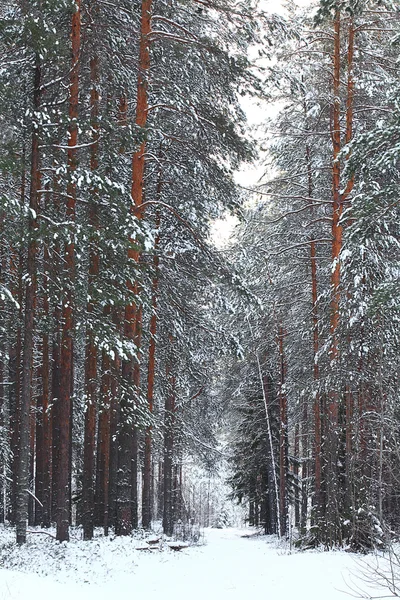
[0,0,400,591]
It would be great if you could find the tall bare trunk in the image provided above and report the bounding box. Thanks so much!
[303,106,321,528]
[82,52,100,541]
[57,0,81,542]
[163,346,176,537]
[95,346,111,531]
[10,133,26,526]
[142,205,161,529]
[117,0,152,535]
[278,325,287,537]
[16,54,41,545]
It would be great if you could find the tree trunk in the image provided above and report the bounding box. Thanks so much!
[278,325,287,538]
[326,10,355,547]
[142,208,161,529]
[57,0,81,542]
[10,136,26,526]
[94,346,111,531]
[117,0,152,535]
[35,187,51,528]
[108,345,120,530]
[294,423,300,528]
[16,53,41,545]
[325,7,342,547]
[163,341,176,537]
[82,52,100,541]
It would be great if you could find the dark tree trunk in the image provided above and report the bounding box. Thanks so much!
[94,347,111,531]
[35,322,51,527]
[163,356,176,537]
[57,0,81,542]
[142,177,161,530]
[278,325,288,537]
[108,348,120,530]
[82,51,100,541]
[16,54,41,545]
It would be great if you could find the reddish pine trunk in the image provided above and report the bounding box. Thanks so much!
[117,0,152,535]
[130,0,152,528]
[57,0,81,542]
[16,54,41,545]
[326,12,355,546]
[325,8,342,547]
[344,20,356,516]
[82,53,100,541]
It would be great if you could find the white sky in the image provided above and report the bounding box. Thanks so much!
[211,0,314,248]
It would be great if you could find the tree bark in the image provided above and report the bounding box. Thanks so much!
[117,0,152,535]
[278,324,287,537]
[82,52,100,541]
[325,7,343,547]
[326,11,355,546]
[95,348,111,532]
[57,0,81,542]
[16,53,41,545]
[142,207,161,529]
[163,359,176,537]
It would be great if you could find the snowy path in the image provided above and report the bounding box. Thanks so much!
[0,528,362,600]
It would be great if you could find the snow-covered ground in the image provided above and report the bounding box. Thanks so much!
[0,526,386,600]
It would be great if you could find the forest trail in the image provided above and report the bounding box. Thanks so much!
[0,528,358,600]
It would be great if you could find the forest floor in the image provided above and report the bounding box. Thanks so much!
[0,525,387,599]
